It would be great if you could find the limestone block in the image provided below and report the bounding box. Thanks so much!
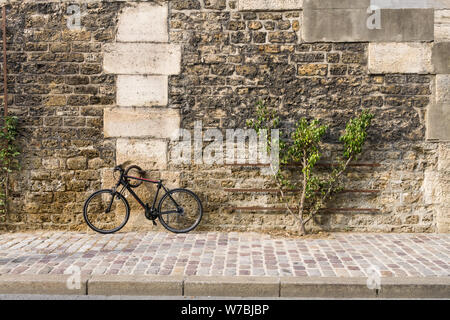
[117,3,168,42]
[436,75,450,102]
[160,171,181,189]
[117,75,168,107]
[423,144,450,233]
[437,211,450,233]
[432,42,450,74]
[368,43,433,74]
[304,0,370,9]
[104,107,180,140]
[103,43,181,75]
[435,10,450,42]
[238,0,303,11]
[371,0,450,9]
[426,103,450,140]
[302,8,434,42]
[116,138,168,170]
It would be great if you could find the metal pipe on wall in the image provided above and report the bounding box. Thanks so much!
[2,5,7,118]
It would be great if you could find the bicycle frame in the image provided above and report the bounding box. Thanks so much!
[112,173,181,216]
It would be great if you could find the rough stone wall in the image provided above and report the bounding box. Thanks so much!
[0,0,448,233]
[0,1,122,230]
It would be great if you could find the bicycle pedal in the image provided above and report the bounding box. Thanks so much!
[152,220,157,226]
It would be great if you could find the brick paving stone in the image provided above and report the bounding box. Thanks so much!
[0,232,448,278]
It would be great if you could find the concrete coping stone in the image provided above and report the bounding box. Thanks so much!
[0,275,449,298]
[0,274,88,295]
[88,275,184,296]
[184,276,280,297]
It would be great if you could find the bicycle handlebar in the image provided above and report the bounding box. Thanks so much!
[114,160,132,171]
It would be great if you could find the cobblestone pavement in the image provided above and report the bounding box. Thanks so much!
[0,231,448,278]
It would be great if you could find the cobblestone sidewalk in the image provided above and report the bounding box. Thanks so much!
[0,231,448,278]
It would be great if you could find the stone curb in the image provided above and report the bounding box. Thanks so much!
[184,276,280,297]
[88,275,183,296]
[0,274,88,295]
[0,274,449,298]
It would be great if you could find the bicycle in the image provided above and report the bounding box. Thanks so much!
[83,161,203,234]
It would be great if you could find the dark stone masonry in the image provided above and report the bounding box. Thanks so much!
[0,0,448,234]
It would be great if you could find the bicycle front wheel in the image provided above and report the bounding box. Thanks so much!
[83,189,130,234]
[158,188,203,233]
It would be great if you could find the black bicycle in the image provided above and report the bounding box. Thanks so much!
[83,162,203,234]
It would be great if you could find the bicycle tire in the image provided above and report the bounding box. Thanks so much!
[158,188,203,233]
[83,189,130,234]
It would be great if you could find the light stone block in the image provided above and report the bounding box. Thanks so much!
[371,0,450,9]
[116,138,168,170]
[117,75,168,107]
[435,10,450,41]
[426,103,450,140]
[368,43,433,74]
[104,107,180,140]
[238,0,303,11]
[432,42,450,74]
[117,3,168,42]
[304,0,370,9]
[302,8,434,42]
[103,43,181,75]
[436,75,450,102]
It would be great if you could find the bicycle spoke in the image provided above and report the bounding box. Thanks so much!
[158,189,202,233]
[84,190,129,234]
[159,210,179,215]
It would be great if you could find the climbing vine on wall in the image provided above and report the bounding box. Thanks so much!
[247,102,374,235]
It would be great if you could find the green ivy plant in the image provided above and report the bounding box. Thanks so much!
[0,116,20,214]
[247,101,374,236]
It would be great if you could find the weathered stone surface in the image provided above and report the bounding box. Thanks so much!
[116,138,168,170]
[66,156,87,170]
[0,275,87,295]
[304,0,370,9]
[432,42,450,74]
[103,43,181,75]
[368,43,433,74]
[184,276,279,297]
[238,0,303,11]
[88,275,183,296]
[117,75,168,107]
[371,0,450,9]
[435,10,450,41]
[426,103,450,140]
[104,107,181,140]
[423,144,450,233]
[303,8,434,42]
[281,277,375,298]
[117,3,168,42]
[436,75,450,102]
[0,0,442,234]
[171,0,202,10]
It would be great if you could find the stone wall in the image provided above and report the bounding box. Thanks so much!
[0,0,448,233]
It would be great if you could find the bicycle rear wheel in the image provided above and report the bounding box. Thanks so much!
[83,189,130,234]
[158,188,203,233]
